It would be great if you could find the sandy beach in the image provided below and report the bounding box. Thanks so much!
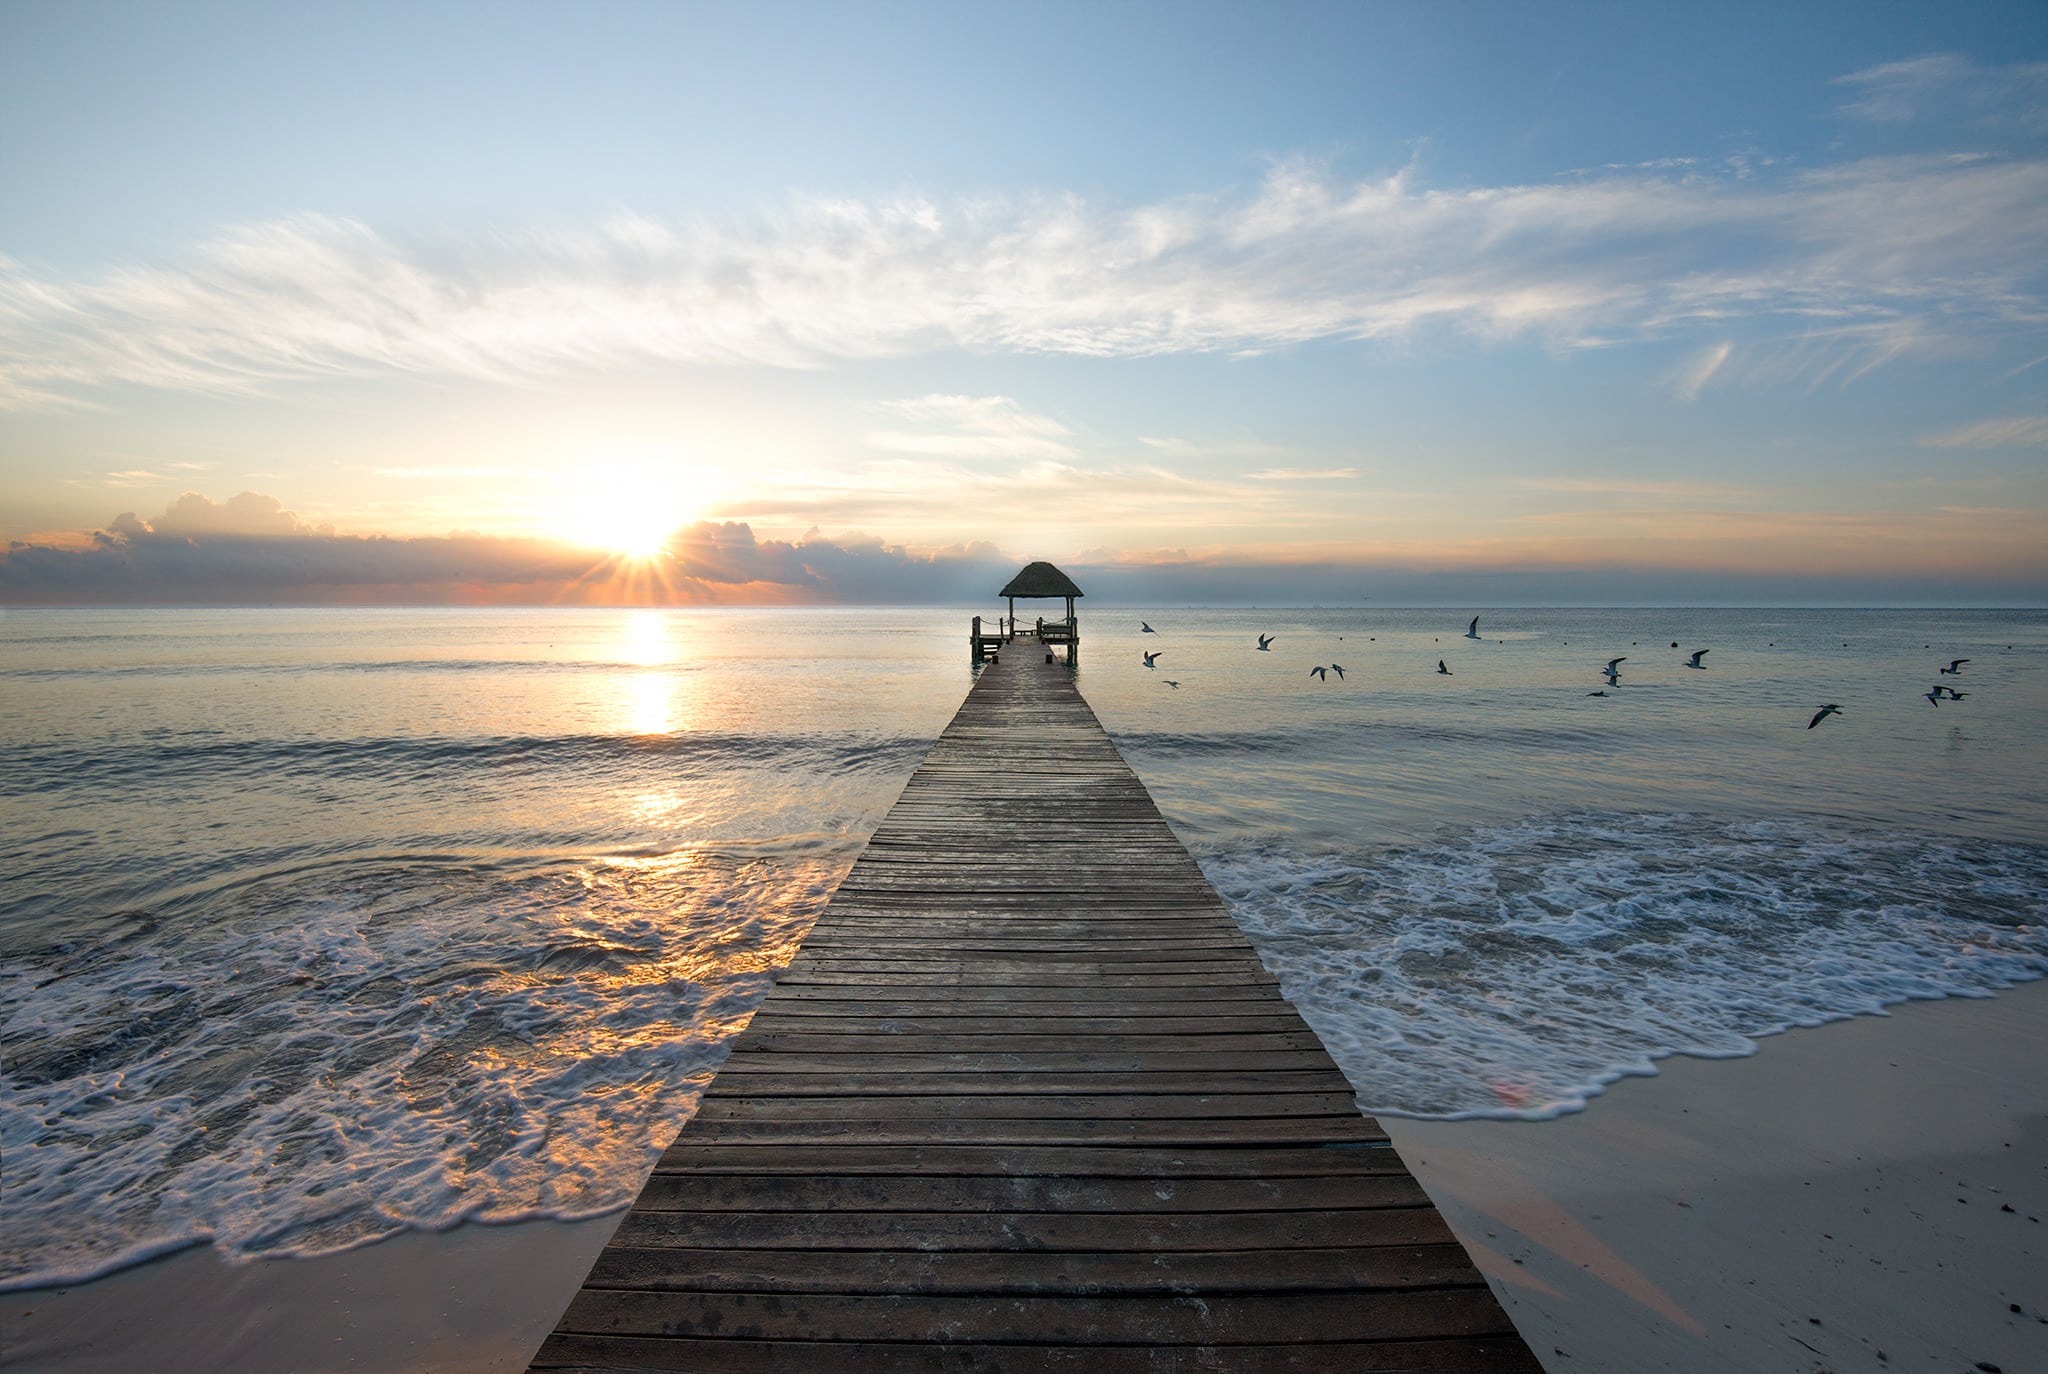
[6,979,2042,1372]
[1389,977,2048,1373]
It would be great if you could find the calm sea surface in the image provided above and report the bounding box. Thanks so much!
[3,605,2045,1287]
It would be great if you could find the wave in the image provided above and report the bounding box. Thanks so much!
[1,730,927,791]
[0,845,854,1291]
[1202,812,2048,1121]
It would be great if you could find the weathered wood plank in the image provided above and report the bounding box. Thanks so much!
[532,1333,1545,1372]
[554,1287,1519,1344]
[583,1242,1481,1294]
[627,1172,1430,1214]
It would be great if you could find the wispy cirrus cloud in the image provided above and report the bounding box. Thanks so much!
[1833,53,2048,131]
[864,394,1079,461]
[1920,414,2048,449]
[2,145,2045,410]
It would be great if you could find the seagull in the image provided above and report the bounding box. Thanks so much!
[1437,659,1453,675]
[1142,651,1162,668]
[1808,704,1843,729]
[1309,666,1327,680]
[1686,649,1710,668]
[1942,687,1969,701]
[1163,679,1181,689]
[1256,634,1275,651]
[1329,663,1346,679]
[1604,656,1625,684]
[1465,616,1481,639]
[1141,621,1157,634]
[1587,690,1608,697]
[1923,687,1942,707]
[1939,658,1969,675]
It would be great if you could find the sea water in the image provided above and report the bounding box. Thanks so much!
[2,605,2044,1288]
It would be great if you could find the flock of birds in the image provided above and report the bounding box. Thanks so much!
[1133,617,1984,731]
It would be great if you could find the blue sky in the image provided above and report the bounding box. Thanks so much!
[3,1,2045,604]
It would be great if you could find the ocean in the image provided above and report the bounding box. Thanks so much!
[3,605,2045,1290]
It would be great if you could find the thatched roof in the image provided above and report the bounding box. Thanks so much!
[1000,561,1085,599]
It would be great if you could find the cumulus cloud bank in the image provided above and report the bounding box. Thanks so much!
[5,144,2045,409]
[0,493,1012,605]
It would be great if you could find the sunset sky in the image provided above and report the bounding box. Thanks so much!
[3,1,2045,605]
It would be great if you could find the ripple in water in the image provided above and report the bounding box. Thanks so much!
[1203,812,2048,1120]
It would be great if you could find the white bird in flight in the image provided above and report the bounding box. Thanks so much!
[1329,663,1346,679]
[1141,621,1157,634]
[1939,658,1968,675]
[1163,679,1181,689]
[1437,659,1453,675]
[1686,649,1709,668]
[1808,704,1842,729]
[1142,651,1162,668]
[1464,616,1481,639]
[1308,666,1328,680]
[1256,634,1275,651]
[1942,687,1969,701]
[1604,656,1625,683]
[1923,687,1942,707]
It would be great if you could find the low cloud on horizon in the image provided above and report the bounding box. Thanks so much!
[4,492,2039,608]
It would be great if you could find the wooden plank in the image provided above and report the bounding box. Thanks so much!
[532,1333,1545,1372]
[532,638,1535,1370]
[627,1172,1431,1213]
[554,1288,1519,1344]
[583,1242,1481,1294]
[648,1144,1414,1178]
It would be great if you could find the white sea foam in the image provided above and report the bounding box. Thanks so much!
[1202,813,2048,1120]
[0,848,847,1290]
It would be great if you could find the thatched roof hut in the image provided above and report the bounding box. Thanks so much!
[999,561,1083,636]
[1000,562,1085,600]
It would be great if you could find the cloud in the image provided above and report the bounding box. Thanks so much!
[1669,341,1732,400]
[4,147,2045,409]
[1833,54,2048,131]
[1920,415,2048,449]
[0,494,1013,606]
[1244,467,1358,481]
[865,394,1079,460]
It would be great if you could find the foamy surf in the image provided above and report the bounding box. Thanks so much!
[0,846,849,1290]
[1204,812,2048,1121]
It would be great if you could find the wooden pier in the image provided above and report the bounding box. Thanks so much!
[530,650,1539,1371]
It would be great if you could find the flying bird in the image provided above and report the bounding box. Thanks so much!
[1923,687,1942,707]
[1256,633,1275,651]
[1329,663,1346,679]
[1939,659,1969,675]
[1808,704,1843,729]
[1587,690,1608,697]
[1465,616,1481,639]
[1604,657,1627,672]
[1942,687,1969,701]
[1142,651,1161,668]
[1686,649,1710,668]
[1163,680,1180,689]
[1309,666,1328,680]
[1437,660,1453,675]
[1141,622,1157,634]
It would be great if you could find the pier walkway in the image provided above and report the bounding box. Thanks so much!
[530,648,1538,1371]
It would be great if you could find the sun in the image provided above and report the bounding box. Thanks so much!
[548,452,705,560]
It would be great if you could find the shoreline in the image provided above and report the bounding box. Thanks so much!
[6,981,2044,1372]
[1387,977,2048,1372]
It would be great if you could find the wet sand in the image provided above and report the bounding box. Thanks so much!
[6,980,2044,1373]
